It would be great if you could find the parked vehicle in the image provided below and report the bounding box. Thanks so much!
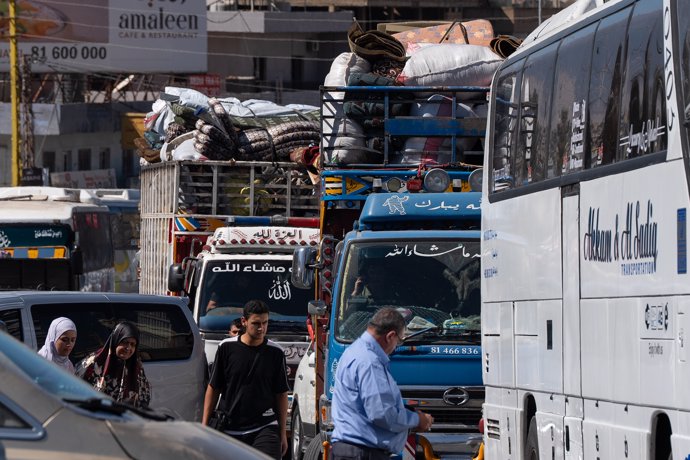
[0,329,271,460]
[0,291,207,422]
[0,187,114,291]
[290,85,488,459]
[81,188,141,293]
[481,0,690,458]
[0,187,142,293]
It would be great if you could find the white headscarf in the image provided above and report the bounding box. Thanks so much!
[38,317,77,373]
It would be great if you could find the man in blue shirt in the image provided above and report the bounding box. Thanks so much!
[331,307,434,459]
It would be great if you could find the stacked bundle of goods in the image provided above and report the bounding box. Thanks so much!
[136,88,320,166]
[322,19,522,166]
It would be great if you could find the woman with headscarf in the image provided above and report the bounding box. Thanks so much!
[76,321,151,408]
[38,317,77,373]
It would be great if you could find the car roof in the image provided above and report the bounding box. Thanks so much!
[0,291,188,306]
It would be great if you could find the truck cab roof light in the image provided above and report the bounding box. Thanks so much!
[268,239,275,244]
[218,240,225,245]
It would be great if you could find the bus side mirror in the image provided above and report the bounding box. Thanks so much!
[71,247,84,275]
[292,247,317,289]
[168,264,184,292]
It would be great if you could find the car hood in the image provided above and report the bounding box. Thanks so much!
[108,420,272,460]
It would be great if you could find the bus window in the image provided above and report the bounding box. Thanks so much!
[491,59,524,193]
[73,212,113,273]
[619,0,666,158]
[517,43,557,185]
[588,7,632,168]
[676,0,690,147]
[549,23,596,176]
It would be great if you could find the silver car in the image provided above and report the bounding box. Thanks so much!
[0,331,271,460]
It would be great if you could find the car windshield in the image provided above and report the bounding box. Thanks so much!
[198,259,313,332]
[0,332,108,403]
[335,239,481,343]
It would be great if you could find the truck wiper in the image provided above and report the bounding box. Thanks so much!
[64,397,172,421]
[399,327,481,345]
[400,327,443,344]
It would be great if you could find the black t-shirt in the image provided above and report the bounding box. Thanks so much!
[209,336,289,431]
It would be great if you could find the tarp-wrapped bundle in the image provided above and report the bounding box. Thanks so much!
[137,88,320,165]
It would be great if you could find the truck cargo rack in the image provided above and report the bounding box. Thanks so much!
[320,85,489,169]
[140,160,318,218]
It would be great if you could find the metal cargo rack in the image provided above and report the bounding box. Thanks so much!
[320,85,489,169]
[140,160,319,217]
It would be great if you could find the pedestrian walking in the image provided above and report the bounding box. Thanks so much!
[38,317,77,373]
[203,299,289,460]
[330,307,434,460]
[76,321,151,408]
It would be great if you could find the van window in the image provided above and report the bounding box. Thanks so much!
[0,401,30,429]
[0,309,23,342]
[31,302,194,363]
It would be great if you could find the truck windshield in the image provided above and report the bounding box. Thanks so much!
[198,259,313,332]
[335,240,481,343]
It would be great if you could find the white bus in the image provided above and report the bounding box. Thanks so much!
[481,0,690,458]
[0,187,114,291]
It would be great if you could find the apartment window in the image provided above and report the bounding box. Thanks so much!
[99,148,111,170]
[42,151,56,171]
[78,149,91,171]
[63,150,72,171]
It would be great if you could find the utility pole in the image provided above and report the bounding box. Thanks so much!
[20,55,35,170]
[9,0,21,185]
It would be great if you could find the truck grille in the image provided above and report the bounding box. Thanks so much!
[400,386,484,432]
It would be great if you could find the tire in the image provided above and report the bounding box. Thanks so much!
[524,416,539,460]
[304,435,323,460]
[291,405,304,460]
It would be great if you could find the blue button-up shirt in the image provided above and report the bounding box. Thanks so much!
[331,331,419,454]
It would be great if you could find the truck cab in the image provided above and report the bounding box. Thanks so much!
[290,82,489,460]
[170,220,320,389]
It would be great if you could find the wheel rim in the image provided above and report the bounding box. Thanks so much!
[291,411,301,459]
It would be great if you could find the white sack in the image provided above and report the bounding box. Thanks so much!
[397,44,503,88]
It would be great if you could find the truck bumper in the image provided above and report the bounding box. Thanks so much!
[419,432,483,458]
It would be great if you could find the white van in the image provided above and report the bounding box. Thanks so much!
[0,291,206,421]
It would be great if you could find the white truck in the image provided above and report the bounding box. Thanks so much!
[138,160,319,386]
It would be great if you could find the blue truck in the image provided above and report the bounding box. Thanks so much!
[290,85,487,460]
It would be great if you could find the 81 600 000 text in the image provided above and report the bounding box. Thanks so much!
[30,46,107,61]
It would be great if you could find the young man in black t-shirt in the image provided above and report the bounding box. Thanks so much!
[203,300,289,459]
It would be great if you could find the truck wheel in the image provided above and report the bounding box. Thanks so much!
[525,416,539,460]
[291,405,304,460]
[304,435,323,460]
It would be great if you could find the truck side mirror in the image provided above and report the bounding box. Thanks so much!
[292,247,317,289]
[70,246,84,275]
[168,263,185,292]
[308,300,327,316]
